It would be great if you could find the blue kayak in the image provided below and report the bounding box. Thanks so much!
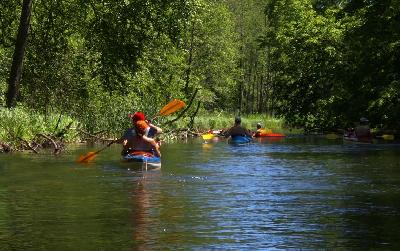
[228,135,252,144]
[343,135,373,144]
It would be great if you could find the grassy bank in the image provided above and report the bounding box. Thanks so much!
[0,107,291,151]
[0,107,79,149]
[171,112,288,133]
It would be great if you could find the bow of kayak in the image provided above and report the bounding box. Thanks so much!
[343,135,373,144]
[123,151,161,170]
[254,133,286,138]
[228,135,252,145]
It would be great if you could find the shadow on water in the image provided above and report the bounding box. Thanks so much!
[0,137,400,249]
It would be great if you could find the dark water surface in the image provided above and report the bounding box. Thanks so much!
[1,137,400,249]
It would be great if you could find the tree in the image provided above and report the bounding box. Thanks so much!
[6,0,32,108]
[261,0,348,129]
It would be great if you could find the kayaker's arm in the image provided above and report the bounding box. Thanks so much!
[223,128,232,138]
[245,129,253,138]
[148,122,162,134]
[143,135,161,157]
[152,141,161,157]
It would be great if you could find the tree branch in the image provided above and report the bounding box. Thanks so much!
[164,88,199,126]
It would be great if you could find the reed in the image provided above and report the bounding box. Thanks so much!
[173,113,287,133]
[0,107,78,147]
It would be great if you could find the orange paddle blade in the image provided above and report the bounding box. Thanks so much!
[77,151,97,163]
[158,99,185,116]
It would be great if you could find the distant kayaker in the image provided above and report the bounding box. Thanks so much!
[224,116,252,138]
[355,117,371,138]
[253,123,262,137]
[253,123,272,137]
[121,120,161,157]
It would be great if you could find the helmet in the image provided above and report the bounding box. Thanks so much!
[129,112,146,122]
[234,116,241,124]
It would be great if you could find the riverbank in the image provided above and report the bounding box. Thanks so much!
[0,107,290,153]
[3,107,399,154]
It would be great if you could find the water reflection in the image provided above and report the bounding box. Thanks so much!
[131,170,156,250]
[0,138,399,249]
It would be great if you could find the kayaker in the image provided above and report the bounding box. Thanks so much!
[121,120,161,157]
[118,111,162,141]
[115,111,162,153]
[253,123,272,136]
[224,116,252,138]
[253,123,262,137]
[128,111,162,137]
[355,117,371,138]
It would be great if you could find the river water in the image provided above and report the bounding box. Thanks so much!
[0,137,400,249]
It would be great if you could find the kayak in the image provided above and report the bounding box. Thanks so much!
[202,133,214,140]
[228,135,252,144]
[343,135,373,144]
[255,136,285,143]
[375,134,395,140]
[325,133,339,140]
[255,133,286,138]
[123,151,161,169]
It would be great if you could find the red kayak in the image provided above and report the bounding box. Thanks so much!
[254,133,286,138]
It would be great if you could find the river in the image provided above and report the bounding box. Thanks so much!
[0,137,399,249]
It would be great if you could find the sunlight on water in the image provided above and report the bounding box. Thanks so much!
[1,138,400,249]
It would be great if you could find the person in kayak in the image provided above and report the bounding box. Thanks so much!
[118,111,162,141]
[224,116,252,138]
[127,111,162,138]
[355,117,371,138]
[115,111,162,154]
[121,120,161,157]
[253,123,272,137]
[253,123,263,137]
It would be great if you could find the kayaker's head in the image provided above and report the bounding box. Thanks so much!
[256,123,262,129]
[234,116,241,125]
[360,117,369,125]
[129,111,146,123]
[135,120,148,136]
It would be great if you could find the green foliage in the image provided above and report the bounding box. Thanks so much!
[0,106,78,147]
[227,0,271,113]
[340,0,400,128]
[173,112,286,132]
[1,0,398,139]
[262,0,347,130]
[260,0,400,130]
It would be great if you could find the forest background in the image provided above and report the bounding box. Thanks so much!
[0,0,399,145]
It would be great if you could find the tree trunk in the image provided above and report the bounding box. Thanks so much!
[184,21,195,96]
[6,0,32,108]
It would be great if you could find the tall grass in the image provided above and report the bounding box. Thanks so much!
[172,112,287,133]
[0,107,79,147]
[0,106,295,149]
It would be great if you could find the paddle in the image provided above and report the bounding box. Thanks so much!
[77,99,186,163]
[383,134,394,140]
[376,134,394,140]
[77,141,114,163]
[156,99,185,117]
